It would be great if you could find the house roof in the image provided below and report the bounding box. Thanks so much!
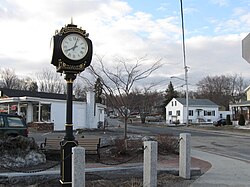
[175,98,218,107]
[0,88,83,101]
[244,85,250,92]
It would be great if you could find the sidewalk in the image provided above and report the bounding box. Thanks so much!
[190,149,250,187]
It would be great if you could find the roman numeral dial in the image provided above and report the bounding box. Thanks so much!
[61,33,88,61]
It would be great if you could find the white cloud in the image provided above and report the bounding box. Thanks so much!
[185,34,250,85]
[210,0,229,7]
[157,3,168,12]
[0,0,250,90]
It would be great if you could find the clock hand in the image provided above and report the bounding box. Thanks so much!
[72,38,79,51]
[64,47,74,52]
[64,38,79,52]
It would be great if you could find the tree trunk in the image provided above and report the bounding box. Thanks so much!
[140,112,146,124]
[124,115,128,139]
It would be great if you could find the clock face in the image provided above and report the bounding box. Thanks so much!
[61,33,88,61]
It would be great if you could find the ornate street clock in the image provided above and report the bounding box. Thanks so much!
[51,23,93,73]
[50,22,94,186]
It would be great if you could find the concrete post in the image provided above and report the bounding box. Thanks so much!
[179,133,191,179]
[143,141,158,187]
[26,103,33,123]
[86,91,95,128]
[72,147,85,187]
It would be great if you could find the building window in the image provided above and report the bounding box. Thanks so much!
[172,101,174,106]
[168,111,172,115]
[189,110,193,116]
[204,110,215,116]
[41,104,51,122]
[175,101,177,106]
[0,116,4,127]
[33,104,51,122]
[176,110,180,116]
[33,105,38,121]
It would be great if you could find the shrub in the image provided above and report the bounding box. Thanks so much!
[112,138,143,157]
[156,134,179,154]
[226,115,232,125]
[110,135,179,157]
[0,136,45,168]
[238,114,245,126]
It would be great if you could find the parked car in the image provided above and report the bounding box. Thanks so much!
[213,118,226,126]
[0,113,28,138]
[109,114,118,118]
[146,116,162,122]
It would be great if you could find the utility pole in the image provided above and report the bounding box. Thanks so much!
[180,0,189,125]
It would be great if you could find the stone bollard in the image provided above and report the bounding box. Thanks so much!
[72,147,85,187]
[143,141,158,187]
[179,133,191,179]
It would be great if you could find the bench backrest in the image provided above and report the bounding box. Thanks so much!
[44,137,100,151]
[45,138,62,150]
[77,138,100,151]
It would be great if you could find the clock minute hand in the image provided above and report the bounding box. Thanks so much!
[72,39,79,51]
[64,47,73,52]
[64,38,79,52]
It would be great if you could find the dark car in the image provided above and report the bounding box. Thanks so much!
[213,118,227,126]
[0,113,28,138]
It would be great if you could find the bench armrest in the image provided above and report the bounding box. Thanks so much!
[40,138,47,149]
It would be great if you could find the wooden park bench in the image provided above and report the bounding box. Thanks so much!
[40,136,101,158]
[40,137,63,151]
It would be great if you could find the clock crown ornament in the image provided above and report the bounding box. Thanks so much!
[51,21,93,74]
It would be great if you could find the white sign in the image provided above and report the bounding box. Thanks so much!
[242,33,250,64]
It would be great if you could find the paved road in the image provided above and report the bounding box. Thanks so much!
[30,117,250,162]
[125,122,250,162]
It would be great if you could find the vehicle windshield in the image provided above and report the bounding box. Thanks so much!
[7,116,25,127]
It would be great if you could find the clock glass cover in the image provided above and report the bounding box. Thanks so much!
[61,33,88,60]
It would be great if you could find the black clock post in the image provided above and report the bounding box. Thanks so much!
[50,22,93,187]
[60,72,77,186]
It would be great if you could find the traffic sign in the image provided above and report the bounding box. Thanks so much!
[242,33,250,64]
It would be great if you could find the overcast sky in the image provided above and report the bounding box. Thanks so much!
[0,0,250,91]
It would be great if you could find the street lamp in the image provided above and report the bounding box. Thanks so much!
[170,76,189,125]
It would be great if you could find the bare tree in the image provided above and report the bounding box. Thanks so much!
[87,55,162,139]
[230,74,246,103]
[20,77,38,91]
[130,88,164,123]
[73,78,88,99]
[0,68,38,91]
[196,74,247,110]
[36,68,66,94]
[0,68,20,89]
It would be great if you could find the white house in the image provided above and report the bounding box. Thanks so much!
[165,98,222,124]
[0,88,105,130]
[229,85,250,123]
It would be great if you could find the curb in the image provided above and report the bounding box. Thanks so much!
[0,167,201,185]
